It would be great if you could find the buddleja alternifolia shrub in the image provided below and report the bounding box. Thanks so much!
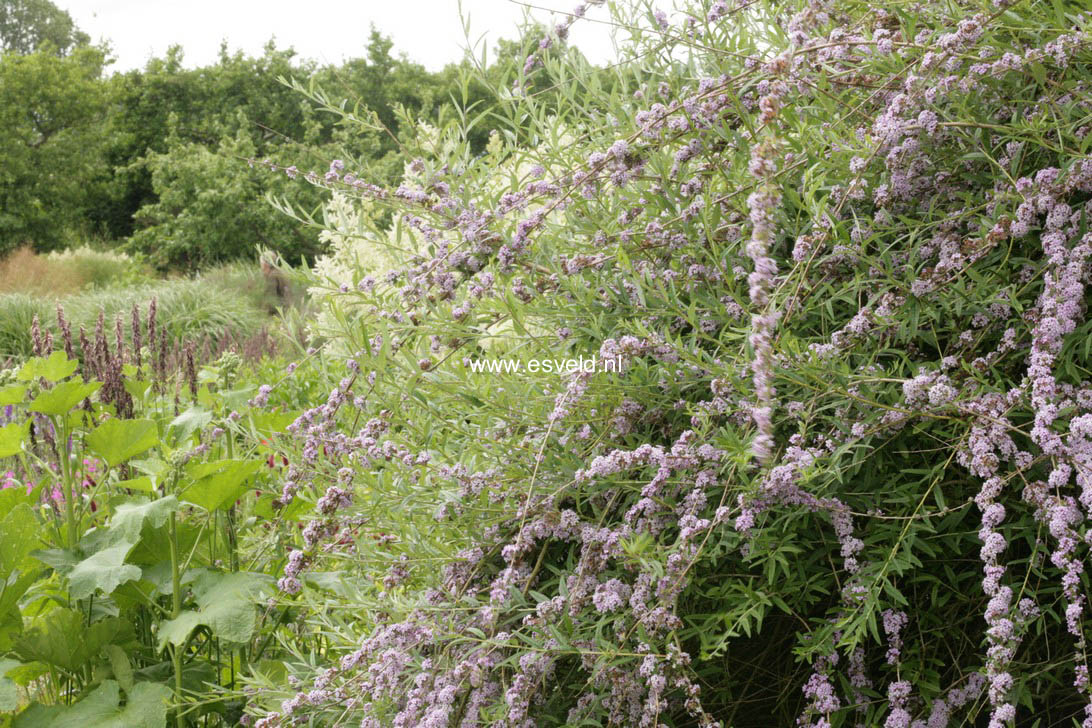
[244,0,1092,725]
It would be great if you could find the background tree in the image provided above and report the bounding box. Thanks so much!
[0,0,89,55]
[0,15,525,270]
[0,44,109,253]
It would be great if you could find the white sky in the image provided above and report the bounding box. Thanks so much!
[58,0,621,73]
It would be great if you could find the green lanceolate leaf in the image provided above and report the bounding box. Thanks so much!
[16,351,78,383]
[27,380,101,416]
[0,421,28,458]
[157,571,263,649]
[85,418,159,467]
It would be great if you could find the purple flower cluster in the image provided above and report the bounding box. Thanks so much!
[745,138,782,463]
[237,2,1092,726]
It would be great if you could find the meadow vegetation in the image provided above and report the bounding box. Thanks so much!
[0,250,284,361]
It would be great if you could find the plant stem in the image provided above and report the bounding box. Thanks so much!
[223,427,247,680]
[55,417,77,549]
[251,606,293,664]
[169,511,185,728]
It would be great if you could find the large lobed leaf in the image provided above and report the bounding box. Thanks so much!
[84,418,159,467]
[12,680,171,728]
[157,571,263,650]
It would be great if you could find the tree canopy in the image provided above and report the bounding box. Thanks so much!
[0,0,89,55]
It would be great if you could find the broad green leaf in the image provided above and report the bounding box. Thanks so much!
[85,418,158,467]
[107,496,179,544]
[0,421,27,458]
[0,570,37,619]
[27,380,101,416]
[13,610,126,673]
[0,484,35,519]
[16,351,78,383]
[154,611,202,652]
[130,659,214,697]
[0,384,26,406]
[103,644,134,693]
[250,410,298,438]
[252,493,276,520]
[67,542,141,600]
[114,475,155,493]
[12,702,63,726]
[220,386,256,411]
[138,562,174,596]
[1029,61,1046,85]
[53,681,121,725]
[0,607,20,653]
[157,571,262,649]
[13,680,171,728]
[122,377,152,400]
[252,490,309,521]
[0,504,38,575]
[179,459,261,511]
[167,407,211,445]
[110,681,172,727]
[129,458,167,488]
[0,660,45,688]
[31,547,79,573]
[0,657,19,711]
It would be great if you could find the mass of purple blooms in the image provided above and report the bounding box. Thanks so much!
[241,0,1092,725]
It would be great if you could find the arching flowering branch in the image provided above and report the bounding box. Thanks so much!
[743,81,788,464]
[239,1,1092,727]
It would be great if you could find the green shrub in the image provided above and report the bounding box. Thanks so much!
[125,126,324,271]
[0,244,150,298]
[238,1,1092,727]
[45,245,151,289]
[0,44,110,254]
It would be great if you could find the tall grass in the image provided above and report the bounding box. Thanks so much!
[201,260,308,313]
[0,276,269,361]
[0,294,46,361]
